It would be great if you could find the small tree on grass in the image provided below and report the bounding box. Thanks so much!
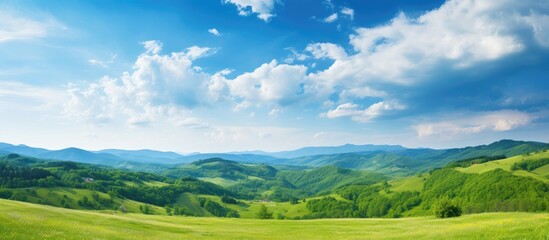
[118,204,127,214]
[434,197,462,218]
[140,204,151,214]
[256,204,273,219]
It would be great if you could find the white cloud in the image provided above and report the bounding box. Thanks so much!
[0,9,61,42]
[340,7,354,20]
[304,0,549,122]
[223,0,279,22]
[268,108,281,118]
[0,82,66,110]
[208,28,221,36]
[283,48,309,64]
[306,43,347,60]
[413,110,533,138]
[323,13,338,23]
[88,54,117,68]
[323,0,334,10]
[65,40,214,127]
[227,60,309,108]
[326,101,405,122]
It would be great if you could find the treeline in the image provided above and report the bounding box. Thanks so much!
[511,158,549,171]
[198,197,239,218]
[302,184,421,219]
[446,155,506,168]
[0,156,234,211]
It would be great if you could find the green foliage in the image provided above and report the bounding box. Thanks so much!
[164,158,277,180]
[433,197,462,218]
[256,204,273,219]
[306,197,358,218]
[220,195,237,204]
[139,204,151,214]
[446,155,507,168]
[511,158,549,171]
[277,166,386,195]
[198,197,234,217]
[422,168,549,213]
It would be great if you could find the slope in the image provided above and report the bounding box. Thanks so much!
[1,199,548,240]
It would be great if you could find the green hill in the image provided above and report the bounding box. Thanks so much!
[163,158,278,186]
[284,140,549,176]
[455,150,549,182]
[1,199,548,240]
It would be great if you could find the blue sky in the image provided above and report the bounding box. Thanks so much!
[0,0,548,152]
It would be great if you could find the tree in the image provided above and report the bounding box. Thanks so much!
[119,204,127,213]
[434,197,462,218]
[140,204,151,214]
[256,204,273,219]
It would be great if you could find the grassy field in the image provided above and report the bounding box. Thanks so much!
[388,174,426,192]
[1,199,548,240]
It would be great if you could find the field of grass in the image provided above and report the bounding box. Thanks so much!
[388,174,426,192]
[1,199,548,240]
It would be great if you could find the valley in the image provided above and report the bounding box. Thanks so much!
[0,139,548,239]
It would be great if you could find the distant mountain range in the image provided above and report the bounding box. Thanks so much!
[0,140,548,176]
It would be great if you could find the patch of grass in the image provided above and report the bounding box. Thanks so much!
[174,192,212,216]
[1,199,548,240]
[197,177,239,187]
[389,174,425,193]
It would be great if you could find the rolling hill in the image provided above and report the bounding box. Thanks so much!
[1,199,548,240]
[282,140,549,176]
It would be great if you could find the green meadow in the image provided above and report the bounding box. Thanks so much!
[1,199,548,240]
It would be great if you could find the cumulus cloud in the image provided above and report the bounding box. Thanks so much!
[65,0,549,127]
[413,110,533,139]
[208,28,221,36]
[306,43,347,60]
[226,60,309,108]
[305,0,549,122]
[65,40,214,127]
[223,0,279,22]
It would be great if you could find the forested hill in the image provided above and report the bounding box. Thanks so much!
[282,140,549,176]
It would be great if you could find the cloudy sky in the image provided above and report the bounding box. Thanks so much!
[1,0,548,153]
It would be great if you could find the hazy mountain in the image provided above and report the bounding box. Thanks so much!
[175,153,282,164]
[38,147,124,166]
[0,143,50,156]
[97,149,183,164]
[1,139,547,175]
[266,143,406,159]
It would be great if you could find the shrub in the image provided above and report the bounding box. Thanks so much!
[256,204,273,219]
[434,197,462,218]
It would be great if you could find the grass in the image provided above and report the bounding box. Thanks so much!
[1,199,548,240]
[197,177,239,187]
[8,187,165,214]
[388,174,426,193]
[174,192,212,216]
[455,150,549,182]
